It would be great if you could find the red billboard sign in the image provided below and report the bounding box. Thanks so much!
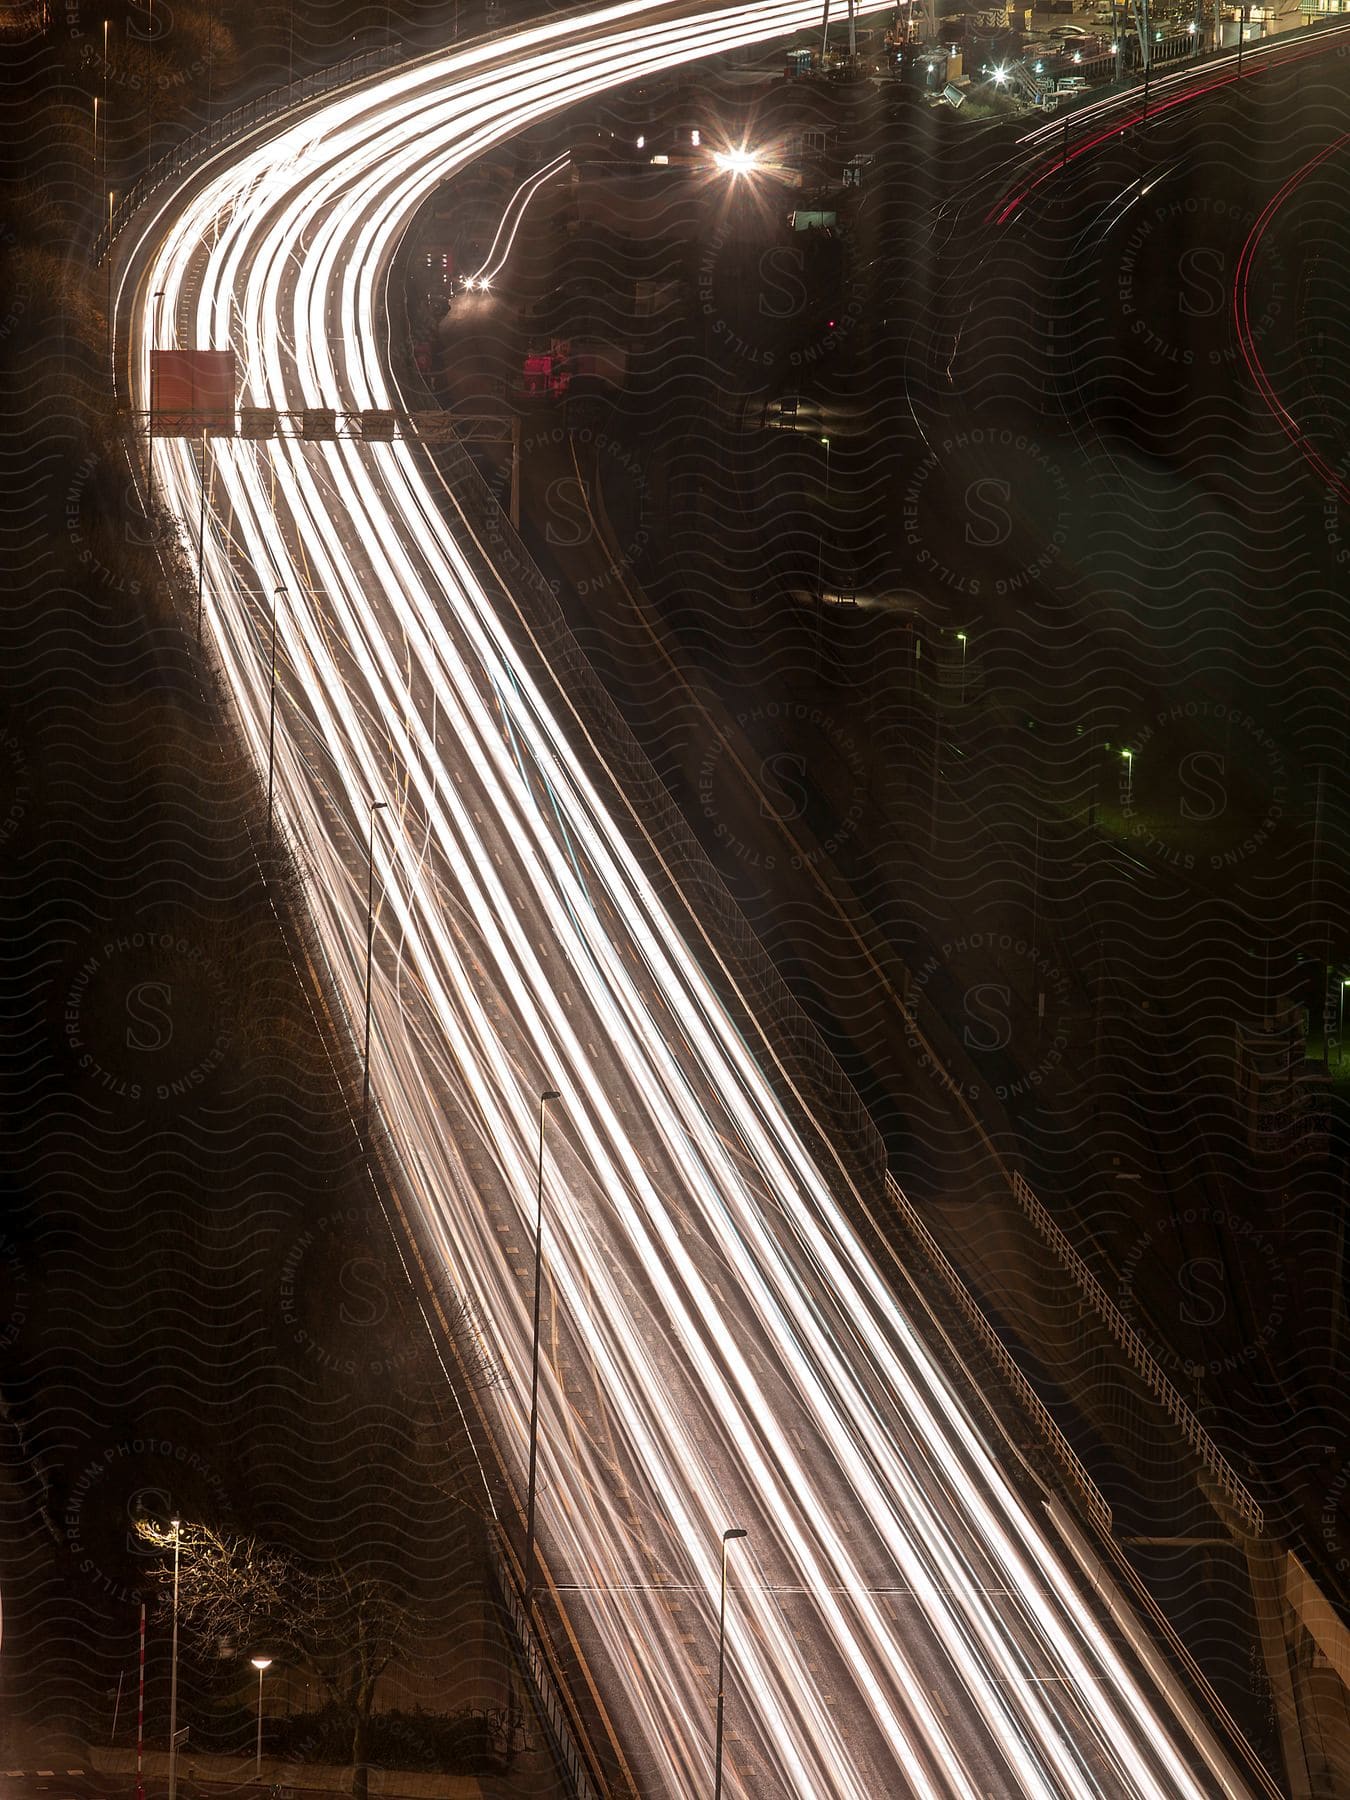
[150,349,237,434]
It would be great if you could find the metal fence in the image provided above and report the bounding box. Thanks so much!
[885,1173,1114,1536]
[485,1531,609,1800]
[1010,1171,1264,1536]
[95,43,405,265]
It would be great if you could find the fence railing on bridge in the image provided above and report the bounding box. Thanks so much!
[886,1172,1114,1537]
[485,1529,612,1800]
[95,43,404,266]
[1010,1170,1264,1536]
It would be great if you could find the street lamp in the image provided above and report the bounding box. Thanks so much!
[1121,746,1134,802]
[712,145,758,176]
[956,630,968,705]
[167,1519,181,1800]
[713,1527,747,1800]
[266,586,285,839]
[524,1087,562,1623]
[249,1657,272,1779]
[362,798,389,1117]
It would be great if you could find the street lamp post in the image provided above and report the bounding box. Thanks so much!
[195,433,209,644]
[148,289,165,511]
[816,436,830,601]
[956,630,967,705]
[101,19,109,186]
[266,586,285,839]
[167,1518,181,1800]
[106,188,116,369]
[98,13,110,350]
[143,0,159,178]
[1138,0,1153,132]
[1121,746,1134,803]
[523,1088,562,1623]
[250,1657,272,1779]
[713,1527,747,1800]
[362,798,389,1117]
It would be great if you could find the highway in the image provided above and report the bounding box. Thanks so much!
[124,5,1262,1794]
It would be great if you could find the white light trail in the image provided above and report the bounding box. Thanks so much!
[466,149,571,289]
[129,5,1258,1796]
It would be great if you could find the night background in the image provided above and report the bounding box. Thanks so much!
[3,0,1350,1793]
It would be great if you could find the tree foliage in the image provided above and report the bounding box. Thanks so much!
[137,1519,412,1797]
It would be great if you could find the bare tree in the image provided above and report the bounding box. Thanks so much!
[137,1519,410,1800]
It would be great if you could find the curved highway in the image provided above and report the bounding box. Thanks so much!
[123,5,1263,1794]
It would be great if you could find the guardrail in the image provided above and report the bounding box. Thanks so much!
[1010,1171,1264,1536]
[95,43,404,265]
[885,1173,1114,1537]
[485,1529,611,1800]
